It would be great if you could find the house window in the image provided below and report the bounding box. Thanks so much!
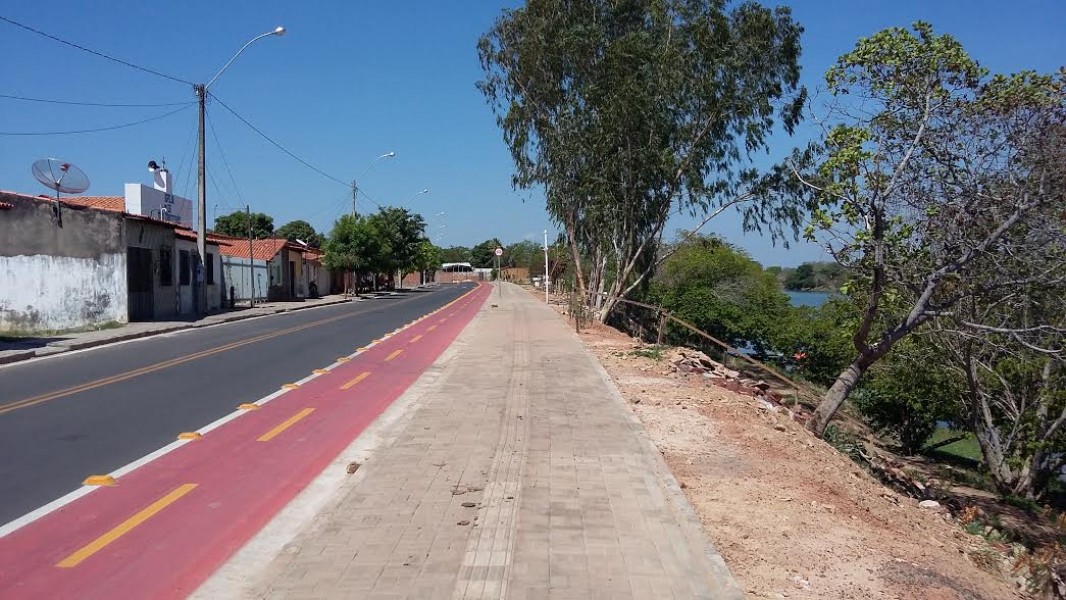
[205,252,215,284]
[179,250,190,286]
[160,247,173,286]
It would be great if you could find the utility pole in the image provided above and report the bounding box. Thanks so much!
[247,204,254,307]
[544,229,550,304]
[351,180,358,217]
[195,83,207,316]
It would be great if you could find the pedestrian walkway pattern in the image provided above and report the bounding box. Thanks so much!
[253,284,742,599]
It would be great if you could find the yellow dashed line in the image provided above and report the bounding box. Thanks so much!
[427,325,437,332]
[409,335,423,343]
[56,483,198,568]
[385,349,404,362]
[257,408,315,442]
[340,372,371,390]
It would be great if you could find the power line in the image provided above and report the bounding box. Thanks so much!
[0,93,192,107]
[208,92,352,188]
[0,15,192,86]
[206,111,246,208]
[0,104,191,136]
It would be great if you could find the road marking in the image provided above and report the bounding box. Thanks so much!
[427,325,437,332]
[409,334,423,343]
[0,311,358,417]
[0,284,486,540]
[340,372,371,390]
[257,408,315,442]
[55,483,198,568]
[439,318,447,323]
[385,349,404,362]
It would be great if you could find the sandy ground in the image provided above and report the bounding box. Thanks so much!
[558,310,1025,600]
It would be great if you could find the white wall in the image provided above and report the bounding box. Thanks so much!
[221,256,268,301]
[124,183,193,226]
[0,253,128,332]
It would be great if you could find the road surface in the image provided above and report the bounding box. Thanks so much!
[0,284,475,525]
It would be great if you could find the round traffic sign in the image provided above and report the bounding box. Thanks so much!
[494,247,503,256]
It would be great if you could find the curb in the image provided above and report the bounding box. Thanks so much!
[0,298,354,367]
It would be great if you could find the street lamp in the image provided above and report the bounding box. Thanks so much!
[406,188,429,204]
[351,151,396,216]
[195,26,285,314]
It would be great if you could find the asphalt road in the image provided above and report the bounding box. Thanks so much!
[0,284,474,525]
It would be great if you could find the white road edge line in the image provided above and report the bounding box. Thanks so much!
[0,286,478,540]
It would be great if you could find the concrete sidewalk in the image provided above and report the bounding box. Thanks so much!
[0,295,353,365]
[227,283,742,599]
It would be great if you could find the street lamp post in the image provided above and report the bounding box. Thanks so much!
[351,152,396,217]
[406,188,429,205]
[196,26,285,315]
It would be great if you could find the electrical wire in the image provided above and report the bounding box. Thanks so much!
[208,92,353,188]
[0,15,192,86]
[0,93,192,107]
[206,111,246,208]
[175,124,198,200]
[0,104,191,136]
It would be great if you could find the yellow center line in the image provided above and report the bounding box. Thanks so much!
[409,334,423,343]
[1,311,356,417]
[257,408,315,442]
[56,483,198,569]
[340,371,371,390]
[385,349,404,362]
[427,325,437,332]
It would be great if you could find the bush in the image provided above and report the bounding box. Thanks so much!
[853,343,963,455]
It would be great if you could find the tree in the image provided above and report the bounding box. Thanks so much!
[413,239,443,283]
[784,263,816,290]
[276,220,324,248]
[323,214,387,293]
[440,246,472,264]
[644,234,792,355]
[214,210,273,239]
[504,240,543,273]
[370,207,426,287]
[781,23,1066,436]
[471,238,503,268]
[478,0,807,322]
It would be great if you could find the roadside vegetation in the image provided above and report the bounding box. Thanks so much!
[481,2,1065,594]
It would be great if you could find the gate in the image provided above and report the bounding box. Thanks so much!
[127,247,154,321]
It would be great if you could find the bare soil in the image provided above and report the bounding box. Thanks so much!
[559,310,1024,599]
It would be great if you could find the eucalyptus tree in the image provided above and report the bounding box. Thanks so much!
[478,0,807,320]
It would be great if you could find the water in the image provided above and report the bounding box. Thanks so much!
[786,290,832,307]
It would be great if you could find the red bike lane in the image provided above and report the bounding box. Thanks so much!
[0,283,490,599]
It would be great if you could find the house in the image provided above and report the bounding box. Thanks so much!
[217,237,311,302]
[300,247,330,298]
[64,196,223,318]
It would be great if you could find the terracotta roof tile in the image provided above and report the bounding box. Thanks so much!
[218,237,291,261]
[62,196,125,212]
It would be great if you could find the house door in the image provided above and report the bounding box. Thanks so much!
[127,247,154,321]
[289,261,295,299]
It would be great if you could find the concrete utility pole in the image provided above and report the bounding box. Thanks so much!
[194,26,285,315]
[351,179,358,217]
[247,204,254,307]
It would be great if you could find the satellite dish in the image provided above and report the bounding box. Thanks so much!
[31,158,90,226]
[32,158,90,195]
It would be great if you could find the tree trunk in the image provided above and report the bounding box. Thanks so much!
[808,352,879,436]
[563,215,586,300]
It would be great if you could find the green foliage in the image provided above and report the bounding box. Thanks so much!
[643,235,791,355]
[323,214,386,278]
[770,298,856,387]
[478,0,807,319]
[780,262,846,291]
[440,246,471,264]
[275,220,323,248]
[372,207,426,277]
[471,238,503,268]
[823,424,864,463]
[630,346,666,361]
[214,210,273,239]
[853,342,964,455]
[413,239,443,274]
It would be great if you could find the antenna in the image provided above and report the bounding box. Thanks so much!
[31,158,90,226]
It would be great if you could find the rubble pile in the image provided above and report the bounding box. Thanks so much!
[668,348,787,404]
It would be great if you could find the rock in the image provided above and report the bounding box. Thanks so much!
[461,502,477,508]
[774,423,787,432]
[918,500,941,509]
[630,397,641,404]
[346,462,361,474]
[457,520,471,526]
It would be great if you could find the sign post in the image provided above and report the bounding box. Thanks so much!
[494,247,503,298]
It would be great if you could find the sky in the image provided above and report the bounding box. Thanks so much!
[2,1,1064,267]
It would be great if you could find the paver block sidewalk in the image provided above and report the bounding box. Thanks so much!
[250,283,743,599]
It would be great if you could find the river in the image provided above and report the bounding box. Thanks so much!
[786,290,832,307]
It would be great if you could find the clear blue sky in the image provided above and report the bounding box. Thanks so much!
[2,1,1063,266]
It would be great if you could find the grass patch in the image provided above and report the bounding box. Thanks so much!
[629,345,667,361]
[0,320,125,339]
[924,427,983,464]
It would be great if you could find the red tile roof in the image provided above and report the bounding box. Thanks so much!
[62,195,126,212]
[217,237,293,261]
